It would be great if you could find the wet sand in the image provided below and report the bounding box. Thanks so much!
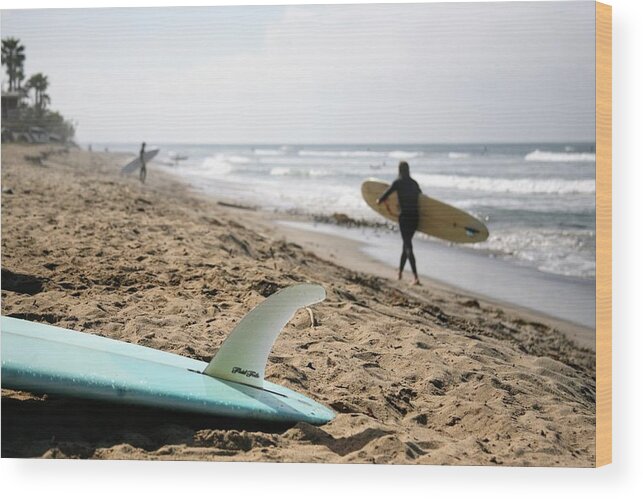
[265,219,596,349]
[1,145,596,465]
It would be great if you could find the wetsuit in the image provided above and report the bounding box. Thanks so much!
[379,177,421,275]
[139,145,146,183]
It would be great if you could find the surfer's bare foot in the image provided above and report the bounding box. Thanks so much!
[397,270,403,280]
[412,276,421,286]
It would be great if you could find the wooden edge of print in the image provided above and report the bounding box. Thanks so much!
[595,1,612,468]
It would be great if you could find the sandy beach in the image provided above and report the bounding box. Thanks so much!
[1,144,596,465]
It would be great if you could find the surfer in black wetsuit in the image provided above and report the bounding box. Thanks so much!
[377,161,421,285]
[139,142,147,184]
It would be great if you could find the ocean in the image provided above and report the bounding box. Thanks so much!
[92,142,596,327]
[137,143,596,279]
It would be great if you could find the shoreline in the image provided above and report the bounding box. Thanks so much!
[152,155,596,334]
[149,142,597,285]
[178,185,595,350]
[1,145,596,465]
[267,217,595,350]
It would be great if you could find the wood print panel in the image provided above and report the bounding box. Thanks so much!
[595,1,612,467]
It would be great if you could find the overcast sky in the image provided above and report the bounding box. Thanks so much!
[1,2,595,144]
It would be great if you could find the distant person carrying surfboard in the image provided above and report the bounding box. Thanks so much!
[139,142,147,183]
[377,161,421,285]
[120,146,159,176]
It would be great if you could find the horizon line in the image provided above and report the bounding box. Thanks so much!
[78,140,597,147]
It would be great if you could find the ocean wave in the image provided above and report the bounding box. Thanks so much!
[455,197,595,213]
[447,152,471,159]
[199,154,234,175]
[484,228,596,278]
[388,150,422,159]
[412,173,595,194]
[254,148,284,156]
[227,155,252,164]
[269,166,333,177]
[524,149,596,162]
[298,150,384,158]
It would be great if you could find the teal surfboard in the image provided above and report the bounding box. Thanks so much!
[1,284,335,425]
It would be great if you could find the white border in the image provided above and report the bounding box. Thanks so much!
[1,0,641,497]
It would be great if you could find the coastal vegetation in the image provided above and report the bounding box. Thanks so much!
[1,37,75,143]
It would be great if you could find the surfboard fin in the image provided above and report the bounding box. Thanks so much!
[203,284,326,388]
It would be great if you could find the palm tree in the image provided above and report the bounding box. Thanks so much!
[26,73,49,112]
[1,37,26,91]
[26,73,50,115]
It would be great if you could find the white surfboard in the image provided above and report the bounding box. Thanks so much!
[120,149,159,174]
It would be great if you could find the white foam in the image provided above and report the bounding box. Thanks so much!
[227,155,252,164]
[524,150,596,162]
[309,168,332,177]
[412,173,595,194]
[483,228,596,278]
[298,149,383,158]
[199,154,233,175]
[448,152,471,159]
[269,166,291,176]
[455,196,594,213]
[254,149,284,156]
[269,166,332,177]
[388,150,422,159]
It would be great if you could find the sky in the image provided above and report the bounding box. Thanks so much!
[1,2,596,144]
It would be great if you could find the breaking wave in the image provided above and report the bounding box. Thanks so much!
[388,150,422,159]
[254,148,284,156]
[270,166,333,177]
[298,149,384,158]
[525,150,596,162]
[413,174,595,194]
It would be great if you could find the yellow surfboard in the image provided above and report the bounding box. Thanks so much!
[361,179,489,244]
